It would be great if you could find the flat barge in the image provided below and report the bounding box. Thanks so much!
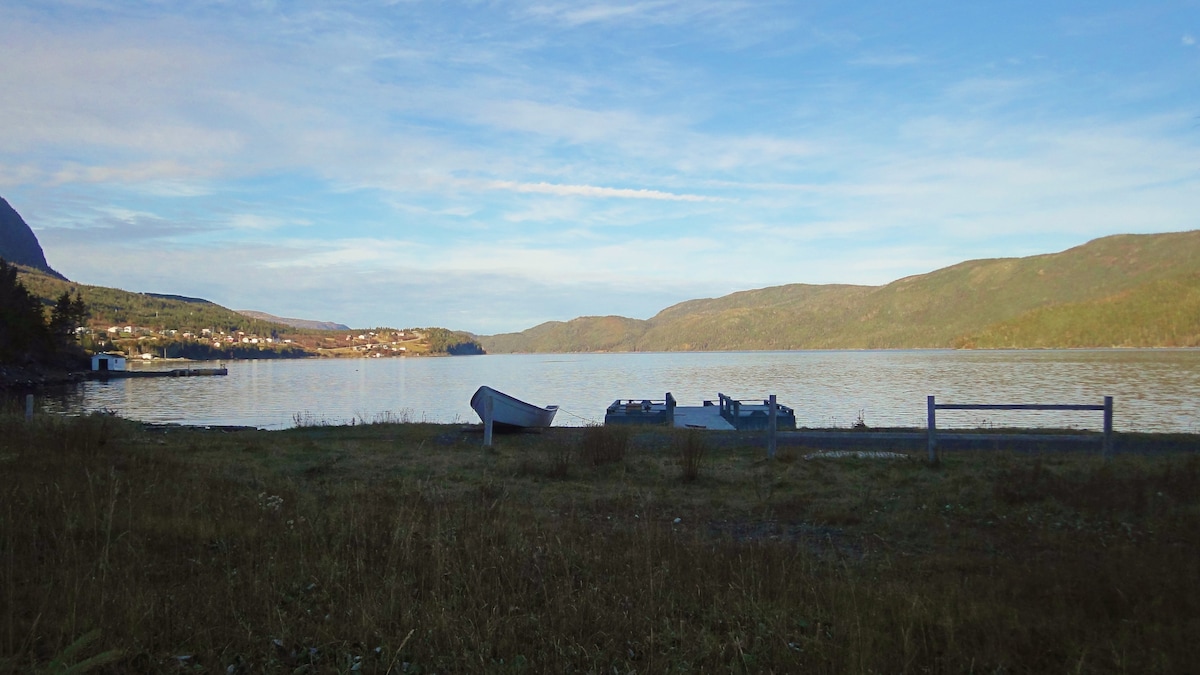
[88,367,228,380]
[605,392,796,431]
[605,393,677,426]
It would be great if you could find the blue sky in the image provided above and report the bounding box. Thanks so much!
[2,1,1197,334]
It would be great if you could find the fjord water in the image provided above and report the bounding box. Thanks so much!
[40,350,1200,433]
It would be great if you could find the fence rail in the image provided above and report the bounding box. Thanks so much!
[927,395,1113,461]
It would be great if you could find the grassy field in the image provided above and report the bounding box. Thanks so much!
[2,411,1198,673]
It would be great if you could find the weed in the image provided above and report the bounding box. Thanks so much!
[578,424,629,466]
[41,630,122,674]
[545,440,572,478]
[292,410,331,427]
[354,409,416,425]
[675,430,707,482]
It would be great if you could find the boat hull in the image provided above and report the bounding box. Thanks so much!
[471,386,558,430]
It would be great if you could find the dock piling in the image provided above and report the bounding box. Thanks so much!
[768,394,777,458]
[1103,396,1113,460]
[927,395,937,462]
[483,396,494,447]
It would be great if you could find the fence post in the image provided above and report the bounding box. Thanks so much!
[1102,396,1113,460]
[25,394,34,422]
[483,396,494,447]
[767,394,777,459]
[926,395,937,463]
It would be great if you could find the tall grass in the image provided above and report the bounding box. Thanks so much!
[2,412,1199,672]
[578,424,629,466]
[674,429,707,482]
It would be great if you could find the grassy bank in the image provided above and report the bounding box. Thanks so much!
[2,412,1198,673]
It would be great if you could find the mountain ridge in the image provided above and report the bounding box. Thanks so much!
[480,230,1200,353]
[0,197,65,280]
[237,310,350,332]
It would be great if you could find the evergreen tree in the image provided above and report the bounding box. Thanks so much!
[48,290,88,347]
[0,258,52,361]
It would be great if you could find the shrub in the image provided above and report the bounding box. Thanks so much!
[546,441,572,478]
[578,424,630,466]
[674,430,707,482]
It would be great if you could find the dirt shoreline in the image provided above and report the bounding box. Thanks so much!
[0,363,87,392]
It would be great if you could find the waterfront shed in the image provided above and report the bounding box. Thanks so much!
[91,353,127,372]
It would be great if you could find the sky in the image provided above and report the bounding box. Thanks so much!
[1,1,1198,334]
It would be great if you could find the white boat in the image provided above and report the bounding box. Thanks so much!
[470,386,558,430]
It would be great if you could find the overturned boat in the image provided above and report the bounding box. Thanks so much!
[470,386,558,431]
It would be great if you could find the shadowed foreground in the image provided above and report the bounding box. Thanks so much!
[2,411,1198,673]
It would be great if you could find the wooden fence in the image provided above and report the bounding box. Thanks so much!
[926,395,1114,461]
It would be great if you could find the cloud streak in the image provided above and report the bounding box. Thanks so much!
[485,180,721,202]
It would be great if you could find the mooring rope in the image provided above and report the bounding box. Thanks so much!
[558,408,602,426]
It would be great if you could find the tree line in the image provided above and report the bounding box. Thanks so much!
[0,259,88,366]
[422,327,485,355]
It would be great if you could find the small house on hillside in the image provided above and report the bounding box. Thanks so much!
[91,353,126,372]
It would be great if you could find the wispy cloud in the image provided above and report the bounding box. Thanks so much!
[529,2,655,26]
[486,180,721,202]
[524,1,744,28]
[47,162,219,191]
[850,53,924,67]
[943,76,1040,107]
[227,214,305,231]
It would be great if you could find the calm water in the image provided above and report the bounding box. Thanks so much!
[38,350,1200,433]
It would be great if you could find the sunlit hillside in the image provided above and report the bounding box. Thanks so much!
[482,231,1200,352]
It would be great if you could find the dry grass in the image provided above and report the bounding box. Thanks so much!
[2,410,1199,673]
[674,429,707,483]
[578,424,630,466]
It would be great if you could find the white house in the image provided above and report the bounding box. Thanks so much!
[91,353,127,372]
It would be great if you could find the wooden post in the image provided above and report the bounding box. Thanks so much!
[1102,395,1113,460]
[926,395,937,463]
[483,396,494,447]
[25,394,34,422]
[767,394,777,459]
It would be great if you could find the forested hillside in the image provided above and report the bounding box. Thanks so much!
[12,266,485,358]
[960,272,1200,348]
[481,231,1200,352]
[15,267,287,335]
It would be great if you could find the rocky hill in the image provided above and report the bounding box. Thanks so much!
[0,197,65,280]
[480,230,1200,352]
